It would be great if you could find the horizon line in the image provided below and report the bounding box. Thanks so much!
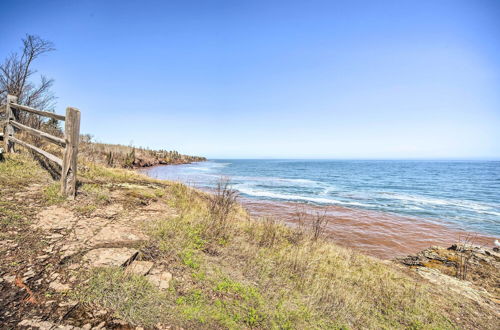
[204,157,500,161]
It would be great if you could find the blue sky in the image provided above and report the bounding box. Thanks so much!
[1,0,499,159]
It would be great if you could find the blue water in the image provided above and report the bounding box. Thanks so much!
[140,160,500,236]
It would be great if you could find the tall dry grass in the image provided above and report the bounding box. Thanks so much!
[205,178,239,241]
[135,178,494,329]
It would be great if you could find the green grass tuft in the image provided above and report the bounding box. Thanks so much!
[43,182,65,205]
[76,268,169,326]
[0,153,49,187]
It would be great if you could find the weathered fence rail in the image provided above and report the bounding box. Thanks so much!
[2,94,80,198]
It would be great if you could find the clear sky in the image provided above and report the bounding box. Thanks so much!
[1,0,499,159]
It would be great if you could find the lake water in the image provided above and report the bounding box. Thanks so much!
[140,159,500,237]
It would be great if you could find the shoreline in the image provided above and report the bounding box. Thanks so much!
[131,159,205,169]
[239,197,497,259]
[139,163,498,260]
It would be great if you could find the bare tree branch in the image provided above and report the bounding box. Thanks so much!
[0,35,56,128]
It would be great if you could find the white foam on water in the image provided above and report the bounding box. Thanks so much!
[235,184,370,207]
[379,192,500,213]
[188,162,231,172]
[476,210,500,217]
[232,176,320,186]
[140,160,500,235]
[320,187,335,196]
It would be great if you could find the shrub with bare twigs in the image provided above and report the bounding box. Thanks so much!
[291,207,330,243]
[311,210,330,241]
[258,217,280,247]
[205,178,238,241]
[455,234,477,280]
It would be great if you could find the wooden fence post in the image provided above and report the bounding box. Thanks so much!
[4,95,17,152]
[61,107,80,198]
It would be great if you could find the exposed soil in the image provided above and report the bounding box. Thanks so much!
[0,175,176,329]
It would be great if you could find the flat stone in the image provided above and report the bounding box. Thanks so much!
[67,263,80,270]
[4,275,15,283]
[18,319,77,330]
[60,242,85,259]
[125,260,154,276]
[23,269,36,280]
[36,206,77,231]
[83,248,138,268]
[18,319,54,330]
[415,267,492,308]
[92,204,123,218]
[49,280,71,292]
[72,218,106,241]
[94,309,107,317]
[90,224,148,246]
[59,300,78,307]
[146,269,172,290]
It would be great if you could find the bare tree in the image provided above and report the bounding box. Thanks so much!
[0,34,56,128]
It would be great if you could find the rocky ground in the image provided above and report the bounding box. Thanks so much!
[0,159,179,329]
[396,244,500,316]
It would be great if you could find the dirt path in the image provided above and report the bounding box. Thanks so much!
[0,177,176,329]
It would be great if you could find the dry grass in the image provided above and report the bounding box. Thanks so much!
[205,178,239,242]
[58,164,495,329]
[76,267,170,327]
[79,139,205,168]
[0,152,49,187]
[135,181,495,329]
[1,153,497,329]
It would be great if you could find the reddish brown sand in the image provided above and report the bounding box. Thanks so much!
[240,198,498,260]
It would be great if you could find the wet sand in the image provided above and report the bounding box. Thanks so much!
[240,198,498,259]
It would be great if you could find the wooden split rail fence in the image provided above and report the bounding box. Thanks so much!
[2,94,80,198]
